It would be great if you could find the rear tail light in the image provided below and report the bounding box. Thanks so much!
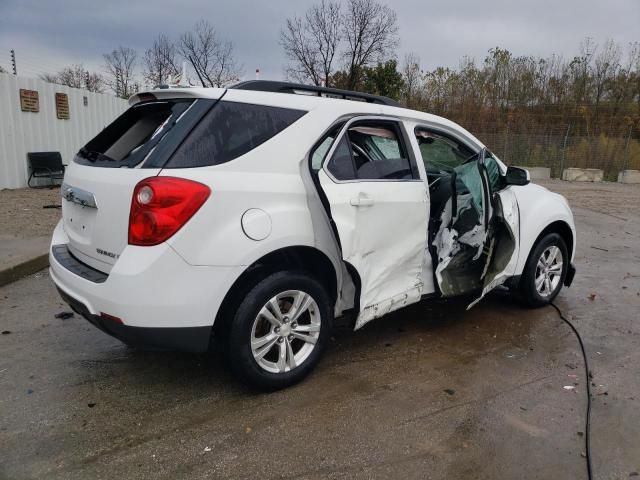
[128,177,210,246]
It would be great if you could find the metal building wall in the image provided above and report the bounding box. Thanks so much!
[0,73,128,189]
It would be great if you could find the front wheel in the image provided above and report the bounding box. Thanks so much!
[520,232,568,308]
[225,271,333,391]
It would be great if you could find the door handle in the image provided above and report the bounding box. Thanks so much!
[350,193,374,207]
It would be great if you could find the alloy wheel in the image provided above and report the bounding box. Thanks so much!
[535,245,563,297]
[250,290,321,374]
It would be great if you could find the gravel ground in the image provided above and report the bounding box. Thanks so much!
[537,179,640,219]
[0,186,61,238]
[1,179,640,479]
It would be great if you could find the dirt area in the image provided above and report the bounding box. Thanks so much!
[0,180,639,479]
[0,187,61,238]
[537,178,640,219]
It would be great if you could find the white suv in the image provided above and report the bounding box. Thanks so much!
[50,81,576,389]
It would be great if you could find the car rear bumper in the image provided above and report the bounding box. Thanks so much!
[49,220,245,352]
[56,286,211,352]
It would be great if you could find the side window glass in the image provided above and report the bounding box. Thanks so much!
[167,101,306,168]
[348,124,414,180]
[327,135,356,180]
[311,123,343,172]
[454,161,483,214]
[415,129,474,173]
[484,153,502,193]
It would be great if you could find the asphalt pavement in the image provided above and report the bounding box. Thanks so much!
[1,181,639,479]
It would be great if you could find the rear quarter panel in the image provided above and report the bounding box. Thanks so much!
[163,107,346,268]
[165,169,318,266]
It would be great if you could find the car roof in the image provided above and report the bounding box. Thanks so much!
[129,85,484,150]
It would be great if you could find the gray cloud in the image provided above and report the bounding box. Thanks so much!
[1,0,638,81]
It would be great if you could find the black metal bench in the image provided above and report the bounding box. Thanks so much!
[27,152,65,188]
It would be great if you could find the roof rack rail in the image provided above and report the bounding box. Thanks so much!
[230,80,400,107]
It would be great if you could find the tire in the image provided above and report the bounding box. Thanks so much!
[520,232,568,308]
[225,270,333,391]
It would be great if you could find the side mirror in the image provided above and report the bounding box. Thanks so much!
[505,166,530,186]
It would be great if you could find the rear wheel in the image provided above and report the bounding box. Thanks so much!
[225,271,332,390]
[520,232,568,307]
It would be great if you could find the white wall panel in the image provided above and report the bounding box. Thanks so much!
[0,73,128,189]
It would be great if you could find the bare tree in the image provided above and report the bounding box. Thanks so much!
[56,65,85,89]
[280,1,341,86]
[569,37,596,107]
[629,42,640,113]
[309,1,341,87]
[281,16,321,85]
[104,46,138,98]
[143,34,179,86]
[84,71,105,93]
[39,72,59,83]
[178,20,242,87]
[342,0,399,89]
[401,52,421,108]
[39,64,104,93]
[592,39,622,124]
[60,65,103,92]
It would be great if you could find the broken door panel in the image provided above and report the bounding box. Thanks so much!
[467,187,520,309]
[318,169,429,329]
[432,160,488,297]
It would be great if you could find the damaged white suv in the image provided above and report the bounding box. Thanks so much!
[50,81,576,389]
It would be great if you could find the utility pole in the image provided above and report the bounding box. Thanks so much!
[10,49,17,75]
[115,66,121,98]
[622,125,633,173]
[560,124,571,179]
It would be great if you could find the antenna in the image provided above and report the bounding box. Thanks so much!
[178,61,188,86]
[188,55,206,87]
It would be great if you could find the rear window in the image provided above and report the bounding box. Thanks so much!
[165,101,306,168]
[75,99,212,168]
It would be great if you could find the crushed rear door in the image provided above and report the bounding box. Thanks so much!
[316,117,429,329]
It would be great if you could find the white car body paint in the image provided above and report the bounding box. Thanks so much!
[50,220,245,328]
[318,169,429,329]
[241,209,272,241]
[49,85,576,350]
[511,182,577,271]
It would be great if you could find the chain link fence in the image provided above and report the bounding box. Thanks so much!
[463,122,640,181]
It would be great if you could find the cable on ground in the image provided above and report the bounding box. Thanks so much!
[550,302,593,480]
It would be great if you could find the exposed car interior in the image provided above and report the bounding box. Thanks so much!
[325,121,416,181]
[415,128,508,297]
[314,121,515,298]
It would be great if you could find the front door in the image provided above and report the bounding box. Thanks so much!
[467,150,521,308]
[317,117,429,329]
[414,128,520,304]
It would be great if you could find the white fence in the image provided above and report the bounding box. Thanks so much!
[0,73,128,189]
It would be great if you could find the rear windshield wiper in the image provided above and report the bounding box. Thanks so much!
[78,148,115,163]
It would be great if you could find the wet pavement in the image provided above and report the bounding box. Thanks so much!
[1,181,639,479]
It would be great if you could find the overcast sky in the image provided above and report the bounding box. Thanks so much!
[1,0,638,83]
